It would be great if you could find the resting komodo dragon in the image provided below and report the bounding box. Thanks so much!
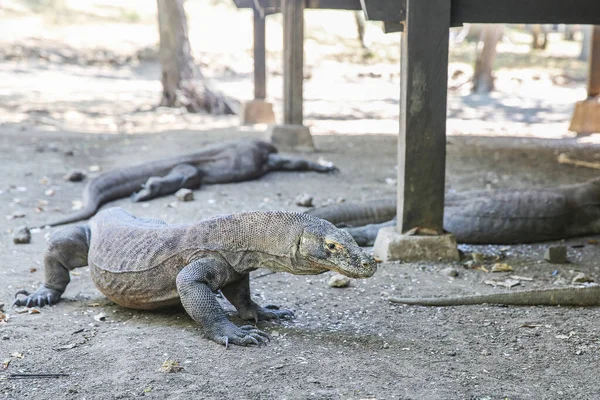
[40,139,336,228]
[14,208,376,347]
[307,177,600,245]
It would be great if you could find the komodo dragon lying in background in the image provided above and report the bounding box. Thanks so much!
[14,208,376,347]
[40,139,336,228]
[307,177,600,245]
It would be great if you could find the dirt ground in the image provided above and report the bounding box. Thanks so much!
[2,2,600,399]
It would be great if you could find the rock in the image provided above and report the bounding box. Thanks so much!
[175,188,194,202]
[328,274,351,288]
[64,170,86,182]
[2,335,8,340]
[572,272,595,284]
[544,246,567,264]
[13,226,31,244]
[295,194,313,207]
[441,267,459,277]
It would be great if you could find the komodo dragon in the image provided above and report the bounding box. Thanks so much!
[40,139,336,228]
[14,208,376,347]
[307,178,600,245]
[389,285,600,306]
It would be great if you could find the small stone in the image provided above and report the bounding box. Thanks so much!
[441,267,459,277]
[64,170,87,182]
[2,336,9,340]
[175,188,194,202]
[481,349,492,356]
[572,272,594,284]
[544,246,567,264]
[295,194,313,207]
[13,226,31,244]
[328,274,351,288]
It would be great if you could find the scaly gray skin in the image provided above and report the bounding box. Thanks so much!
[389,286,600,306]
[14,208,376,347]
[40,139,336,228]
[307,178,600,245]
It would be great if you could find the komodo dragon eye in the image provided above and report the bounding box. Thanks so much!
[327,243,336,250]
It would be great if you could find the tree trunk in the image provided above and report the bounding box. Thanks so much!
[354,11,367,49]
[580,25,592,61]
[472,24,503,94]
[531,24,548,50]
[156,0,236,114]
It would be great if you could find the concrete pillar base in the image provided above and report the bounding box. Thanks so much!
[373,227,460,262]
[240,100,276,125]
[268,124,314,151]
[569,97,600,134]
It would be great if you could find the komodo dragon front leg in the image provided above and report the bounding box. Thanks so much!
[266,154,338,173]
[176,256,272,347]
[131,164,203,202]
[14,225,90,307]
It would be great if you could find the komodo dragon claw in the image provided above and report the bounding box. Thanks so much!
[13,287,61,308]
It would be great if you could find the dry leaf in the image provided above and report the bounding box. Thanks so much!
[89,165,101,172]
[10,353,23,359]
[2,359,10,369]
[159,359,184,373]
[497,279,520,288]
[87,303,101,307]
[44,189,55,197]
[28,308,40,314]
[29,268,37,273]
[0,312,8,322]
[71,200,83,211]
[473,265,489,273]
[510,275,533,281]
[491,263,513,273]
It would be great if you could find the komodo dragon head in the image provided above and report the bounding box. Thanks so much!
[293,217,377,278]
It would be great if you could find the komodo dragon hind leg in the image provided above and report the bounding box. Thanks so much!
[14,225,91,308]
[221,274,294,324]
[266,154,338,173]
[131,164,203,202]
[176,257,271,347]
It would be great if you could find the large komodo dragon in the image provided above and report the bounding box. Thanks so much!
[40,139,336,228]
[14,208,377,346]
[307,177,600,245]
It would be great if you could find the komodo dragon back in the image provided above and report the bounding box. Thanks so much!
[389,286,600,307]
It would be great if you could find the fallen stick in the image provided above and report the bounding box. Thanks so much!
[7,373,69,379]
[557,153,600,170]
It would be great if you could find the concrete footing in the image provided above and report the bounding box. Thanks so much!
[268,124,314,151]
[240,100,276,125]
[569,98,600,134]
[373,227,460,262]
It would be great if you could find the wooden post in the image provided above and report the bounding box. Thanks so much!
[253,7,267,100]
[373,0,458,261]
[588,26,600,98]
[569,25,600,134]
[282,0,304,125]
[397,0,450,234]
[268,0,314,150]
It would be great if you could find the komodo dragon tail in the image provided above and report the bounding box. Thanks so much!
[389,286,600,307]
[305,198,396,227]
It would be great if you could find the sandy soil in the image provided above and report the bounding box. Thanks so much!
[2,2,600,399]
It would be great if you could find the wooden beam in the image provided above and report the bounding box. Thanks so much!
[361,0,600,25]
[588,26,600,97]
[396,0,450,233]
[282,0,305,125]
[234,0,361,10]
[253,7,267,100]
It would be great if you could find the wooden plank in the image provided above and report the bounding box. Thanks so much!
[589,26,600,97]
[282,0,304,125]
[253,7,267,100]
[360,0,405,22]
[362,0,600,24]
[396,0,450,234]
[452,0,600,25]
[234,0,361,10]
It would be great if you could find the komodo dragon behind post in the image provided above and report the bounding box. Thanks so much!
[40,139,336,228]
[307,177,600,245]
[14,208,376,347]
[389,286,600,307]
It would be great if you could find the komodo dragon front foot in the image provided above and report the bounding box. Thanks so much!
[14,286,62,308]
[207,322,271,348]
